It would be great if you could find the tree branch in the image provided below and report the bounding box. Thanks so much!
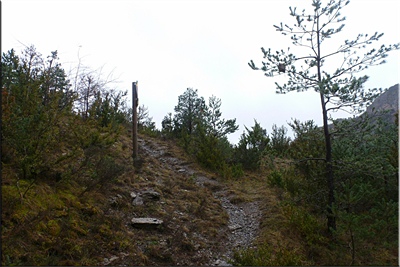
[295,55,317,61]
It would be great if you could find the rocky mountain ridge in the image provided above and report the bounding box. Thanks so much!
[367,84,399,113]
[328,83,399,129]
[366,83,399,124]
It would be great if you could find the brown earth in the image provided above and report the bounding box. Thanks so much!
[100,132,264,266]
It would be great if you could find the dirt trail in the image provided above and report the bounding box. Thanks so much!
[139,137,261,265]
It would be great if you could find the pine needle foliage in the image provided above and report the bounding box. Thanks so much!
[249,0,399,233]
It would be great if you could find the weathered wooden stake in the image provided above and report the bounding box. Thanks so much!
[132,81,138,160]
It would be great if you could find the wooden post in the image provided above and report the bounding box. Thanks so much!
[132,81,138,159]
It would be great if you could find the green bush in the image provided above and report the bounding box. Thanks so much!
[195,128,222,171]
[231,163,244,178]
[281,202,327,246]
[268,168,301,196]
[270,124,291,157]
[218,163,243,180]
[267,170,284,188]
[234,120,270,170]
[370,198,398,241]
[80,155,125,196]
[282,167,301,197]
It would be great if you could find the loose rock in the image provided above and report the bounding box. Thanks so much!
[131,218,163,229]
[103,255,119,266]
[228,224,242,231]
[132,196,144,206]
[141,189,161,200]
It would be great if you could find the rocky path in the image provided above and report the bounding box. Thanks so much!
[139,137,262,265]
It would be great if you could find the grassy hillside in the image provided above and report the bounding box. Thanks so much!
[3,126,398,265]
[2,129,228,265]
[2,46,398,266]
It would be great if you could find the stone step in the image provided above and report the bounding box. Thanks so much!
[131,218,163,229]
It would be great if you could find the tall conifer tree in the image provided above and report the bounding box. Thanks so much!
[249,0,399,233]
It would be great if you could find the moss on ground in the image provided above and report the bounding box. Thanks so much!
[1,132,231,266]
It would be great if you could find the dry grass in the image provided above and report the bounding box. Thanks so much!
[2,130,228,265]
[4,128,397,266]
[4,129,236,266]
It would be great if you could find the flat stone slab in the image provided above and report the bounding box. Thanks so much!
[131,218,163,229]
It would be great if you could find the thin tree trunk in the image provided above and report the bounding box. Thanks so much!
[349,227,355,265]
[316,15,336,234]
[320,93,336,233]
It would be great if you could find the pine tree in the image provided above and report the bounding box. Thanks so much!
[248,0,399,233]
[235,120,270,170]
[173,88,207,137]
[1,47,73,181]
[206,95,238,138]
[270,124,291,157]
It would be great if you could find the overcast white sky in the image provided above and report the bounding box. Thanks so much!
[2,0,399,144]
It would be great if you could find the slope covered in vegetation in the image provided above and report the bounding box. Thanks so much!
[0,46,264,266]
[2,45,398,266]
